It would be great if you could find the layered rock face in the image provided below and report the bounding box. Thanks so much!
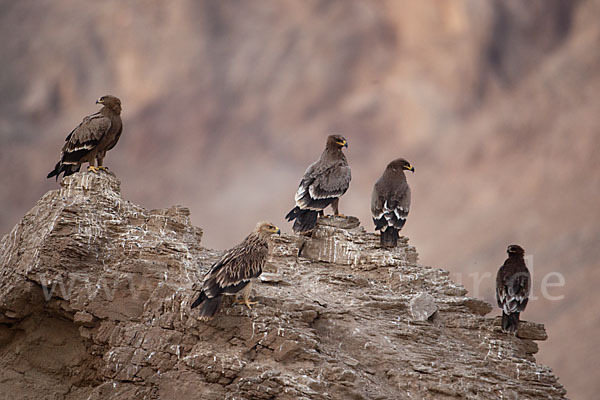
[0,173,565,399]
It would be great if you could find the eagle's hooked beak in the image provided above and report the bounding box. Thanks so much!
[405,164,415,173]
[337,140,348,148]
[507,245,520,254]
[96,98,103,105]
[276,228,281,235]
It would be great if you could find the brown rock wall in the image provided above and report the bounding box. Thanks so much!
[0,173,565,399]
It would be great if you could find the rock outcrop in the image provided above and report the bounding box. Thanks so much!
[0,173,565,399]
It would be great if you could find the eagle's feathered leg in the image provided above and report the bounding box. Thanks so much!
[235,282,257,309]
[97,156,109,171]
[502,311,520,333]
[331,198,345,217]
[87,158,100,173]
[381,227,399,248]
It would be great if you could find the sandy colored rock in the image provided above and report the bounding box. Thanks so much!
[0,173,566,399]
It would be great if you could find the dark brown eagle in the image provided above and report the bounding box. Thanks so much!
[191,222,280,320]
[371,158,414,248]
[47,95,123,180]
[496,244,531,333]
[285,134,351,233]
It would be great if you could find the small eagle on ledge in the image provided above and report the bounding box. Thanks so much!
[371,158,414,248]
[191,221,280,321]
[47,95,123,180]
[285,134,351,234]
[496,244,531,333]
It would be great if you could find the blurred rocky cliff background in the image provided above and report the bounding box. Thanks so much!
[0,0,598,397]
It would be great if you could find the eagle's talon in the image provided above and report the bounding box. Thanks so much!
[98,166,109,172]
[235,299,258,310]
[87,166,100,173]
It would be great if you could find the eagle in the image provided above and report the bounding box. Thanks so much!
[285,134,351,233]
[191,222,280,321]
[371,158,414,248]
[47,95,123,180]
[496,244,531,333]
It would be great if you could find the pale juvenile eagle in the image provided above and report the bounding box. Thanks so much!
[371,158,414,248]
[47,95,123,179]
[191,222,280,320]
[285,135,351,233]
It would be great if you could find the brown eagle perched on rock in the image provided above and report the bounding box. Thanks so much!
[191,222,280,321]
[371,158,414,248]
[285,134,351,234]
[496,244,531,333]
[47,95,123,180]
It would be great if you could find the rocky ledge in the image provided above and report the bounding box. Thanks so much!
[0,172,566,399]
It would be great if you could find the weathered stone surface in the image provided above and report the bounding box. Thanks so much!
[298,217,419,268]
[517,321,549,341]
[0,172,566,399]
[409,292,438,321]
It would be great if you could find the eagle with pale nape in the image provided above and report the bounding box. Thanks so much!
[371,158,414,248]
[47,95,123,180]
[191,222,280,321]
[496,244,531,333]
[285,134,351,234]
